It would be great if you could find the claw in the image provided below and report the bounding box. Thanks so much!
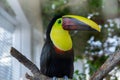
[64,76,68,80]
[52,76,57,80]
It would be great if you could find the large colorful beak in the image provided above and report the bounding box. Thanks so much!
[62,15,101,32]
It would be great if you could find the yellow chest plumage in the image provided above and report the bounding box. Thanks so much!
[50,19,72,51]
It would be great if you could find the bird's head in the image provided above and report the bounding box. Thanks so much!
[47,15,101,52]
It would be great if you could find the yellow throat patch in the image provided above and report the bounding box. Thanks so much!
[50,18,72,51]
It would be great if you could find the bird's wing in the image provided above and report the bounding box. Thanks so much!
[40,41,52,74]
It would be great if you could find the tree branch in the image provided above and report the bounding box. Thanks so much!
[10,47,120,80]
[10,47,40,75]
[90,50,120,80]
[10,47,71,80]
[10,47,49,80]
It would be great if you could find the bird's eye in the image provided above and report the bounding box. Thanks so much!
[58,19,61,24]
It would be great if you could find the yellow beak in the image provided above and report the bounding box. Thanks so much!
[62,15,101,32]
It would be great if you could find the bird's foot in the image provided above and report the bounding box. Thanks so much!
[64,76,68,80]
[52,76,57,80]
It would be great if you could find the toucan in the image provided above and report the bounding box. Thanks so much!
[40,15,101,80]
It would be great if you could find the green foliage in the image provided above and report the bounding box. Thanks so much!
[88,0,102,8]
[88,0,103,12]
[87,55,108,75]
[111,23,120,36]
[73,70,86,80]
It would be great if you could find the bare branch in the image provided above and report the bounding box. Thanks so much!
[10,47,72,80]
[90,50,120,80]
[10,47,40,75]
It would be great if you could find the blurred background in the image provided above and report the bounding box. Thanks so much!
[0,0,120,80]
